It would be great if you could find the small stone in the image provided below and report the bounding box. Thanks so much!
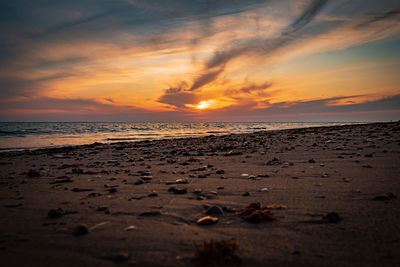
[139,211,161,216]
[206,205,223,215]
[103,252,130,262]
[372,192,396,201]
[206,194,217,199]
[48,208,64,218]
[124,225,137,231]
[260,188,269,192]
[97,207,108,212]
[197,216,219,225]
[141,176,152,181]
[323,212,342,223]
[193,188,202,194]
[197,195,205,200]
[309,159,316,163]
[148,192,158,197]
[133,178,144,185]
[266,204,287,209]
[108,188,117,193]
[4,203,22,208]
[242,192,250,196]
[175,178,188,184]
[28,170,40,178]
[174,187,187,194]
[72,188,93,192]
[216,169,225,174]
[168,186,176,192]
[73,225,89,235]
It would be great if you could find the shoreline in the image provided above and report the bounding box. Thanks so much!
[0,121,378,154]
[0,121,399,266]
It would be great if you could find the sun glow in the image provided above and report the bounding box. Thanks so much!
[186,100,217,110]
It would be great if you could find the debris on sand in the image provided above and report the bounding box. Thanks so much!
[197,216,219,225]
[266,204,287,210]
[102,252,130,262]
[372,192,396,201]
[193,239,241,264]
[238,202,276,223]
[323,212,342,223]
[48,208,64,218]
[206,205,223,215]
[73,225,89,236]
[28,169,41,178]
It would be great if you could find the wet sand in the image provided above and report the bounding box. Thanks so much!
[0,122,399,266]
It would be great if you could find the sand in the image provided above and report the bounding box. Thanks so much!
[0,122,399,266]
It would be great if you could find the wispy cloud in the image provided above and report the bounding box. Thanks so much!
[1,0,400,121]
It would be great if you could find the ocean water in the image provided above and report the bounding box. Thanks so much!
[0,122,358,151]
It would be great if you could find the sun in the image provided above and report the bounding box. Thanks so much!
[186,100,217,110]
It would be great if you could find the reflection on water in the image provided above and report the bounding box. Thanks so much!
[0,122,360,151]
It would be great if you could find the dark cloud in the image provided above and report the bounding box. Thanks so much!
[186,0,330,92]
[209,94,400,121]
[0,73,74,98]
[189,67,225,91]
[239,82,273,94]
[0,96,192,122]
[354,8,400,29]
[157,91,199,108]
[284,0,328,35]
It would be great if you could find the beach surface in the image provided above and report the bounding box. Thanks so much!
[0,122,399,266]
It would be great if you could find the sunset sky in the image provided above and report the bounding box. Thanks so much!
[0,0,399,122]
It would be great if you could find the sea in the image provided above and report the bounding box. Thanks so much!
[0,122,360,152]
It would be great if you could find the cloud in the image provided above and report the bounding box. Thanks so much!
[284,0,328,35]
[157,91,199,109]
[202,94,400,121]
[1,1,400,122]
[354,8,400,29]
[239,82,273,94]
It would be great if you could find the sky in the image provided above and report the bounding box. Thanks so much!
[0,0,399,122]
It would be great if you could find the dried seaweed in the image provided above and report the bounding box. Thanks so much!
[238,202,276,223]
[193,240,241,265]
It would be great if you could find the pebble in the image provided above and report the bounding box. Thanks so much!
[206,194,217,199]
[197,216,219,225]
[73,225,89,236]
[242,192,250,196]
[206,205,224,215]
[48,208,64,218]
[133,178,144,185]
[141,176,152,181]
[124,225,137,231]
[174,188,187,194]
[266,204,287,209]
[148,192,158,197]
[103,252,130,262]
[175,178,188,184]
[168,186,187,194]
[28,170,40,178]
[323,212,342,223]
[260,188,269,192]
[193,188,202,194]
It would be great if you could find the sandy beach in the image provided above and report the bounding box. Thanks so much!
[0,122,399,266]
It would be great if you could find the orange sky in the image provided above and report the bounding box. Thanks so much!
[0,0,399,121]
